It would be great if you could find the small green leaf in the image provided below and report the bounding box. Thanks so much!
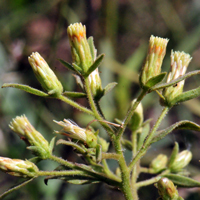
[72,63,82,73]
[164,174,200,187]
[145,72,166,89]
[49,137,56,154]
[59,59,80,73]
[103,82,118,96]
[66,179,99,185]
[170,86,200,106]
[168,142,179,168]
[62,91,87,98]
[2,83,48,97]
[0,178,35,199]
[84,54,104,77]
[151,70,200,91]
[151,120,200,144]
[88,37,96,61]
[28,157,42,164]
[96,144,102,163]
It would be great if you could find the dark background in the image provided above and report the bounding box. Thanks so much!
[1,0,200,199]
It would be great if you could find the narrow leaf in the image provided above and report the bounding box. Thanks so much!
[63,91,87,98]
[58,59,77,72]
[88,37,96,61]
[0,178,35,199]
[151,120,200,144]
[164,174,200,187]
[151,70,200,91]
[96,144,102,163]
[2,83,48,97]
[170,86,200,106]
[168,142,179,168]
[145,72,166,88]
[84,54,104,77]
[49,137,56,154]
[67,179,99,185]
[103,82,118,96]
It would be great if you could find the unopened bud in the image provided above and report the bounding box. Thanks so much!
[54,119,97,148]
[129,99,143,131]
[170,150,192,172]
[140,35,169,87]
[162,51,192,104]
[67,23,93,72]
[28,52,63,97]
[156,178,179,200]
[0,157,38,177]
[88,68,103,99]
[150,154,168,173]
[9,115,51,159]
[98,137,109,152]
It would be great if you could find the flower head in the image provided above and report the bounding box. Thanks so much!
[54,119,97,148]
[9,115,50,159]
[140,35,169,87]
[150,154,168,173]
[170,150,192,172]
[88,68,103,98]
[0,157,38,177]
[162,51,192,104]
[28,52,63,97]
[156,178,179,200]
[67,23,93,72]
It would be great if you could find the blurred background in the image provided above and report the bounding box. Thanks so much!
[1,0,200,199]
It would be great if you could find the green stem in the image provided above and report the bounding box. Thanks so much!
[58,95,94,116]
[131,131,139,200]
[84,77,133,199]
[114,139,134,200]
[0,178,35,199]
[116,89,147,139]
[140,167,157,174]
[135,170,170,188]
[49,154,75,169]
[102,159,121,182]
[84,77,115,138]
[101,152,121,160]
[129,106,170,171]
[38,170,93,178]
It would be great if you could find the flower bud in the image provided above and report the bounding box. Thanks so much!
[170,150,192,172]
[88,68,103,99]
[140,35,169,87]
[0,157,38,177]
[97,137,109,152]
[156,178,179,200]
[162,51,192,104]
[54,119,97,148]
[9,115,51,159]
[129,99,143,131]
[67,23,93,72]
[150,154,168,173]
[28,52,63,97]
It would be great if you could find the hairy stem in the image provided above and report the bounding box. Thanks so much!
[129,106,170,171]
[58,95,94,116]
[84,77,115,138]
[131,131,139,200]
[84,77,133,199]
[136,170,170,188]
[116,89,147,139]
